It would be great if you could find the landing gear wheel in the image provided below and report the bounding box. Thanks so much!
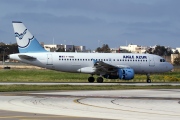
[97,77,103,83]
[147,79,151,83]
[146,74,151,83]
[88,77,95,83]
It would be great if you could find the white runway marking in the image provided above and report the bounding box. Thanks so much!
[0,89,180,120]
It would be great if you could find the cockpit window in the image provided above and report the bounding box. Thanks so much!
[160,59,166,62]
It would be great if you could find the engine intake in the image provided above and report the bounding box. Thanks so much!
[118,68,134,80]
[103,68,134,80]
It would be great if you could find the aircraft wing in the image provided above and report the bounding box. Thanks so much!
[93,60,130,74]
[18,55,36,61]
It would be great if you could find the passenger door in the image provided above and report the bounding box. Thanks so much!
[149,56,155,66]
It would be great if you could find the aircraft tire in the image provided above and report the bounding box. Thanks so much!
[97,77,103,83]
[147,79,151,83]
[88,77,95,83]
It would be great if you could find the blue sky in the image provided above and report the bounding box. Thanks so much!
[0,0,180,49]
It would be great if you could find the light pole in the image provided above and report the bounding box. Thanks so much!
[2,49,4,67]
[98,40,100,47]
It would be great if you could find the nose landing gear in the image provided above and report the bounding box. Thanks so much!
[146,74,151,83]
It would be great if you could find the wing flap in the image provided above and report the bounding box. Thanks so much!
[94,60,131,74]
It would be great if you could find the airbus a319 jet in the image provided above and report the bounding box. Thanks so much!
[9,21,173,83]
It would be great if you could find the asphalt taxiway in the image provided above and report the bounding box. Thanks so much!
[0,89,180,120]
[1,82,180,86]
[0,110,103,120]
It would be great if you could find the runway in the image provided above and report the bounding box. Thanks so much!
[0,89,180,120]
[1,82,180,86]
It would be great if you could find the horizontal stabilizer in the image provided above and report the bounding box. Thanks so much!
[18,55,36,61]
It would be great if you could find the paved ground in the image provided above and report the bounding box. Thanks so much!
[0,89,180,120]
[0,110,80,120]
[0,110,104,120]
[0,82,180,86]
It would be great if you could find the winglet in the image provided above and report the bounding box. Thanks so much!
[12,21,47,53]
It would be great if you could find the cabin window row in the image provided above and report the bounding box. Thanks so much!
[59,59,148,62]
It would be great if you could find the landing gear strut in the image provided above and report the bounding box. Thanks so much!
[146,74,151,83]
[88,76,95,83]
[97,77,103,83]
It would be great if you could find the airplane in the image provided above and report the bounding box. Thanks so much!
[9,21,173,83]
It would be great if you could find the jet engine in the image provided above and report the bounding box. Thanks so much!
[103,68,134,80]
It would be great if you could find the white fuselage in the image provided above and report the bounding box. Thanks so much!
[9,52,173,74]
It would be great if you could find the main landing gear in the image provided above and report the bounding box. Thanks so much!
[96,76,103,83]
[146,74,151,83]
[88,76,104,83]
[88,76,95,83]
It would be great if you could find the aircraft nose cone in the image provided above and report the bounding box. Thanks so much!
[168,63,173,71]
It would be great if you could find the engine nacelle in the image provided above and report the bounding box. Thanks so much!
[118,68,134,80]
[77,67,96,73]
[103,68,134,80]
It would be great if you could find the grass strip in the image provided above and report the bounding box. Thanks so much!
[0,85,180,92]
[0,69,180,82]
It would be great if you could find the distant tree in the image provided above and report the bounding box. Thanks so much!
[72,45,75,52]
[0,42,5,46]
[56,47,65,52]
[152,45,172,56]
[174,50,179,54]
[145,48,153,54]
[174,56,180,65]
[0,44,18,61]
[95,44,110,53]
